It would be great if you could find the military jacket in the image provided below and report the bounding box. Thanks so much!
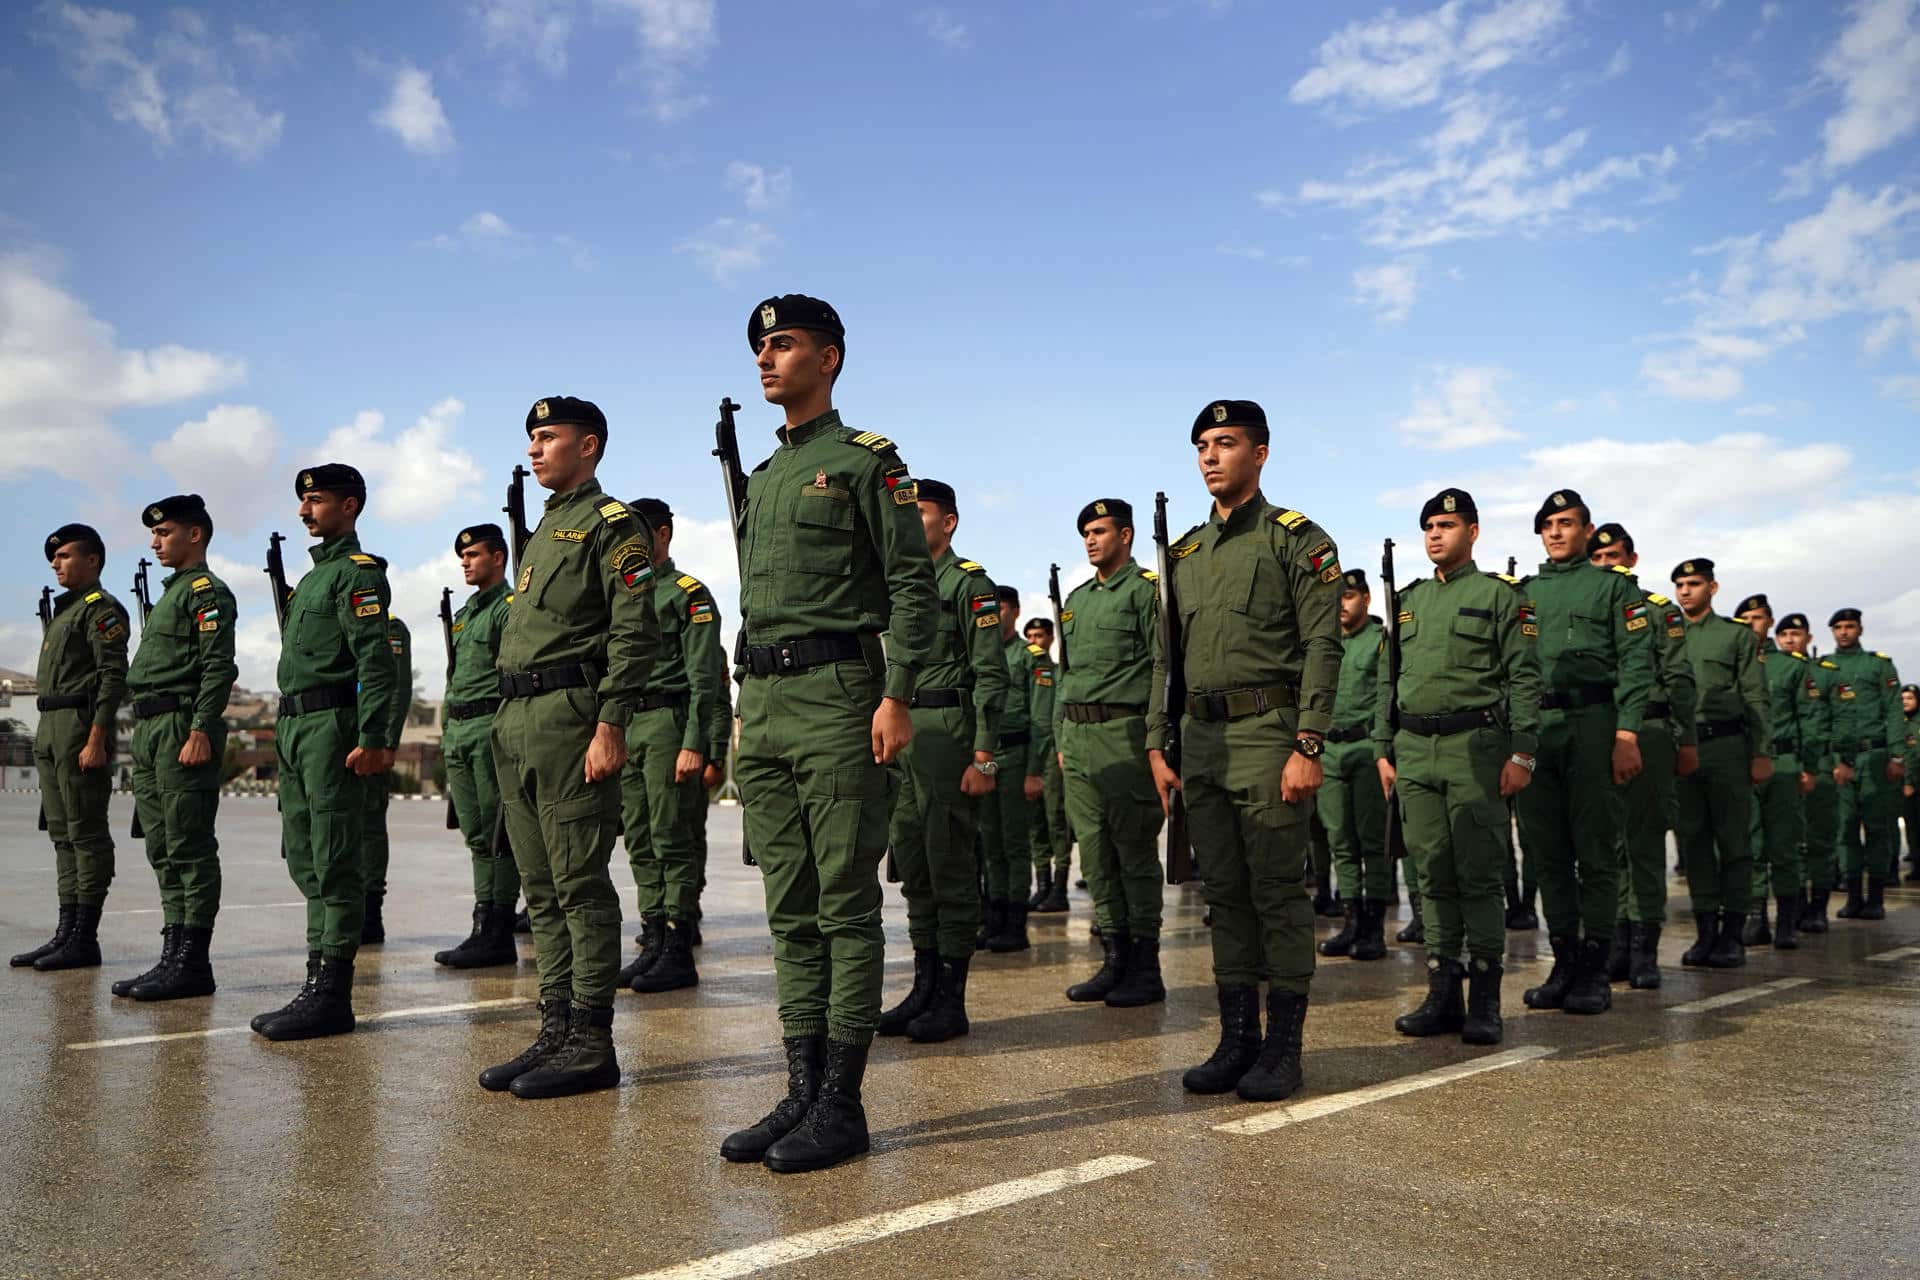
[1758,638,1827,768]
[1001,636,1056,776]
[1811,657,1844,771]
[36,584,129,732]
[126,565,238,734]
[738,411,937,703]
[1520,558,1653,730]
[1824,644,1905,763]
[1334,618,1384,734]
[1903,706,1919,777]
[498,478,660,729]
[276,533,400,751]
[1681,611,1768,748]
[1370,560,1542,756]
[913,549,1007,755]
[1625,576,1699,748]
[646,556,729,757]
[1058,559,1158,736]
[445,581,510,707]
[382,613,412,751]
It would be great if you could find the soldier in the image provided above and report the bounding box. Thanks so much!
[720,295,937,1174]
[1025,616,1074,913]
[612,497,726,995]
[1776,613,1841,930]
[434,523,521,970]
[1903,684,1919,881]
[476,397,660,1099]
[1668,562,1769,968]
[1732,593,1824,951]
[12,523,129,971]
[979,586,1053,951]
[1824,608,1906,920]
[114,495,239,999]
[1588,522,1698,989]
[877,479,1006,1043]
[1148,398,1340,1101]
[1317,568,1389,962]
[1378,488,1540,1044]
[250,465,401,1040]
[1055,497,1166,1008]
[359,608,411,944]
[1512,489,1653,1016]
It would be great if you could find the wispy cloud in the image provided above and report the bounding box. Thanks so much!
[1662,0,1725,37]
[372,62,455,154]
[1816,0,1920,173]
[676,218,775,285]
[1353,259,1422,323]
[319,399,483,522]
[1395,364,1522,450]
[918,8,971,50]
[473,0,573,75]
[726,161,793,211]
[1289,0,1569,113]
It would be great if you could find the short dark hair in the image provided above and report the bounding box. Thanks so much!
[998,585,1020,608]
[1025,616,1054,635]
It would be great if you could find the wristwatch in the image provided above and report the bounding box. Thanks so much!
[1293,735,1324,760]
[973,759,999,777]
[1509,753,1536,774]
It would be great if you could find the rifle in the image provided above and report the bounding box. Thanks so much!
[1152,493,1194,885]
[1381,539,1408,861]
[711,397,757,868]
[36,588,52,831]
[1506,555,1517,578]
[483,468,536,864]
[128,560,156,839]
[265,533,291,636]
[439,587,459,830]
[1048,564,1069,674]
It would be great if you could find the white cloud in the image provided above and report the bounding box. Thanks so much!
[1692,114,1772,147]
[429,210,520,251]
[1394,364,1522,450]
[676,218,775,285]
[0,252,244,480]
[1883,373,1920,408]
[1601,43,1631,79]
[725,161,792,211]
[918,8,971,50]
[596,0,716,120]
[1734,401,1781,416]
[1662,0,1725,37]
[373,64,455,154]
[1817,0,1920,172]
[36,3,285,160]
[473,0,574,74]
[1289,0,1569,113]
[1353,259,1422,323]
[151,404,282,529]
[318,399,483,522]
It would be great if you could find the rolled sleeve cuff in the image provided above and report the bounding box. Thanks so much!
[597,701,633,730]
[882,663,915,704]
[1510,731,1540,756]
[356,731,386,751]
[1615,711,1643,734]
[92,707,119,731]
[1296,709,1332,736]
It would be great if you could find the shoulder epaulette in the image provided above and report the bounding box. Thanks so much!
[190,576,213,592]
[1141,569,1159,583]
[845,430,896,454]
[675,573,704,592]
[1820,659,1839,669]
[1646,590,1671,605]
[1491,573,1517,586]
[956,559,985,574]
[1027,642,1046,656]
[1610,564,1637,577]
[596,499,631,524]
[1789,651,1808,662]
[348,553,377,566]
[1271,509,1309,531]
[505,593,515,604]
[1874,651,1892,660]
[83,590,102,603]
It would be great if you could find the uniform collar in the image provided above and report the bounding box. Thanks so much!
[1834,642,1863,654]
[545,476,604,510]
[310,532,362,565]
[53,586,92,610]
[934,546,960,575]
[658,556,678,579]
[779,410,842,448]
[1094,559,1140,589]
[161,562,208,589]
[1760,636,1778,654]
[1537,556,1587,575]
[469,580,507,609]
[1209,488,1267,533]
[1436,558,1480,584]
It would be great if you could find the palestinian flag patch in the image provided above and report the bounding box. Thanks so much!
[688,600,716,624]
[1306,541,1334,571]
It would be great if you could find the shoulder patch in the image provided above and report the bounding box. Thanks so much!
[596,499,631,524]
[1272,509,1308,531]
[957,560,985,574]
[1171,541,1201,559]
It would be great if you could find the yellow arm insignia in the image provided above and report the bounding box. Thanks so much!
[1272,509,1308,531]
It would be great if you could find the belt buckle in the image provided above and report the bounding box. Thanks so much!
[528,670,545,692]
[1250,689,1270,715]
[777,643,798,673]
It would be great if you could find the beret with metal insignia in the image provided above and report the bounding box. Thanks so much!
[524,396,607,439]
[1776,612,1809,632]
[1190,399,1267,444]
[1342,568,1370,593]
[1076,497,1133,534]
[1591,521,1634,554]
[1734,593,1770,617]
[1829,607,1863,626]
[627,498,672,530]
[295,463,366,499]
[44,522,105,562]
[1670,557,1715,583]
[915,478,957,513]
[454,522,507,553]
[747,294,845,352]
[1419,487,1477,528]
[1532,487,1587,532]
[141,494,209,529]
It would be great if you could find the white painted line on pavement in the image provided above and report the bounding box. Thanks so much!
[619,1155,1155,1280]
[1866,945,1920,964]
[106,901,304,917]
[1667,976,1815,1015]
[65,996,531,1050]
[1213,1045,1556,1137]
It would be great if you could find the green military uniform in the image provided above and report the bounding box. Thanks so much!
[1322,607,1387,925]
[687,613,734,920]
[442,579,518,911]
[986,635,1054,922]
[1825,621,1905,916]
[1903,691,1920,879]
[1803,652,1845,924]
[1612,579,1696,936]
[1028,711,1074,908]
[358,609,411,941]
[1747,630,1825,941]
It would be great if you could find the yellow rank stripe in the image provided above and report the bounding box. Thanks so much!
[191,577,212,591]
[1141,569,1159,582]
[957,560,984,573]
[1647,591,1672,605]
[84,590,102,603]
[849,431,895,452]
[349,553,377,565]
[1272,509,1308,530]
[676,574,702,591]
[597,500,630,523]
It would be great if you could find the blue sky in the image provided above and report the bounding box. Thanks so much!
[3,0,1919,694]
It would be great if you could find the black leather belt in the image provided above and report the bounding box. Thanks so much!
[741,633,866,677]
[499,664,593,700]
[279,686,356,717]
[1540,685,1613,711]
[1696,717,1747,742]
[132,694,186,719]
[1398,706,1500,737]
[1644,702,1671,720]
[999,730,1031,748]
[36,694,89,712]
[1186,684,1297,723]
[1326,725,1369,744]
[1062,702,1144,724]
[633,691,690,712]
[446,698,501,720]
[910,688,964,709]
[1858,736,1889,751]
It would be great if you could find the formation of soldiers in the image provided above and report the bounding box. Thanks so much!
[14,294,1920,1176]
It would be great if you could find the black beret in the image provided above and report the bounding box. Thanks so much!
[748,294,845,352]
[1025,616,1054,633]
[1532,488,1587,532]
[44,522,104,562]
[454,523,507,553]
[1734,593,1770,617]
[1342,568,1370,593]
[628,498,672,529]
[525,396,606,438]
[142,494,208,529]
[1077,498,1132,533]
[295,463,366,499]
[915,478,957,512]
[1418,488,1476,528]
[1591,522,1633,554]
[1776,613,1809,632]
[1829,607,1863,626]
[1671,558,1714,582]
[1190,399,1268,444]
[997,584,1020,606]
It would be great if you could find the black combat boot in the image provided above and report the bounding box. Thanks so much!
[1801,888,1830,933]
[906,956,971,1042]
[1182,985,1261,1094]
[513,907,532,934]
[1397,893,1426,945]
[259,955,356,1041]
[988,902,1030,953]
[478,998,570,1091]
[1037,875,1069,913]
[687,919,702,947]
[1317,900,1358,957]
[1836,875,1866,919]
[1562,936,1613,1015]
[1066,932,1128,1002]
[1859,879,1888,921]
[1773,894,1801,950]
[360,894,385,945]
[722,1036,825,1162]
[1351,899,1388,962]
[33,903,103,970]
[1237,989,1308,1102]
[1394,957,1465,1036]
[1742,899,1772,947]
[437,904,518,969]
[11,904,77,968]
[878,948,939,1035]
[764,1039,871,1173]
[1312,883,1337,917]
[978,900,1009,952]
[510,1003,619,1099]
[131,925,215,1001]
[1462,957,1504,1045]
[616,915,664,987]
[1505,890,1539,931]
[114,924,180,996]
[1028,866,1053,911]
[1680,912,1717,966]
[1607,921,1631,983]
[1628,923,1663,990]
[254,953,319,1033]
[1706,914,1747,968]
[632,918,699,992]
[1105,937,1165,1007]
[1523,935,1577,1009]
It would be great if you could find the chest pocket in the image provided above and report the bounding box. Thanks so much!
[522,553,573,614]
[1452,608,1497,671]
[793,486,855,575]
[293,595,342,658]
[1567,608,1610,653]
[1093,608,1139,661]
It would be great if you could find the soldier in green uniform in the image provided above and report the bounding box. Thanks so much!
[1316,569,1389,959]
[1733,593,1825,951]
[251,465,401,1040]
[1056,498,1166,1007]
[1824,607,1906,920]
[979,586,1052,951]
[1589,522,1698,989]
[877,479,1006,1043]
[477,397,660,1099]
[614,497,726,995]
[1776,613,1841,930]
[1902,684,1919,881]
[1025,616,1074,913]
[114,495,239,999]
[686,617,735,937]
[1148,399,1340,1101]
[720,295,937,1174]
[1513,490,1653,1016]
[435,523,521,969]
[1667,561,1770,968]
[1378,489,1540,1045]
[358,608,411,944]
[12,524,129,972]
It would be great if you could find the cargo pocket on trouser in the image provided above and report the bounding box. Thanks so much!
[306,795,364,954]
[545,788,621,914]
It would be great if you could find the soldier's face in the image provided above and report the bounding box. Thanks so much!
[757,330,837,406]
[1024,623,1050,648]
[1902,689,1917,715]
[1674,575,1713,616]
[918,501,956,554]
[1082,517,1130,569]
[299,490,354,538]
[49,542,99,591]
[149,519,201,569]
[1588,543,1636,569]
[459,543,505,587]
[1339,589,1368,629]
[1421,514,1473,566]
[1738,610,1771,640]
[526,423,596,491]
[1832,620,1862,647]
[1538,511,1590,562]
[1777,626,1810,656]
[1194,427,1266,500]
